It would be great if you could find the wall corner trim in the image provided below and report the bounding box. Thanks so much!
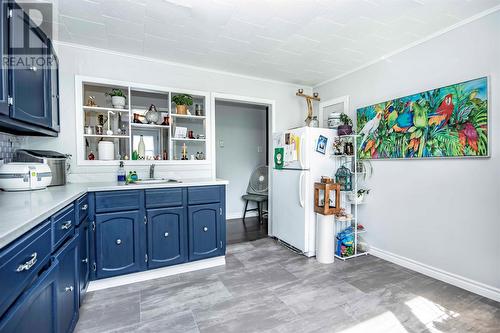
[370,247,500,302]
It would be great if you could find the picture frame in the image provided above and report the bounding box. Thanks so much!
[316,135,328,154]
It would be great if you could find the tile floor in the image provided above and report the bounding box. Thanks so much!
[74,238,499,333]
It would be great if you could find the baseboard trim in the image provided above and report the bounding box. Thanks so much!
[226,211,258,220]
[370,247,500,302]
[87,256,226,292]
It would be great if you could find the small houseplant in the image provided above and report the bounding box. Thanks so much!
[347,188,370,204]
[338,113,353,135]
[106,89,127,109]
[172,94,193,115]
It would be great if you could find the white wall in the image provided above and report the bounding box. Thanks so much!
[314,12,500,294]
[23,42,310,181]
[215,101,267,219]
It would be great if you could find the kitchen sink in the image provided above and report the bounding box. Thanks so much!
[133,178,182,185]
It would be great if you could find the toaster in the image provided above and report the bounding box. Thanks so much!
[0,162,52,191]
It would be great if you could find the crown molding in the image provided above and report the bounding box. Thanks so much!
[314,5,500,88]
[53,40,312,89]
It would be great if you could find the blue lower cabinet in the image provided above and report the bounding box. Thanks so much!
[0,260,58,333]
[95,210,144,279]
[147,207,187,269]
[188,203,223,261]
[77,219,90,305]
[55,236,79,333]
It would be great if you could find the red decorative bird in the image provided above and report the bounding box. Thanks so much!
[428,94,454,128]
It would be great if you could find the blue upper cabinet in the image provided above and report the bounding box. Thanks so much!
[8,4,50,128]
[95,210,144,279]
[188,203,223,261]
[0,0,8,116]
[0,0,59,136]
[147,207,187,269]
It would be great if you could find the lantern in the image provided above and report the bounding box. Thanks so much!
[335,165,352,191]
[314,181,341,215]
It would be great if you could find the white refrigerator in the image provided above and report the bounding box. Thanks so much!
[272,126,338,257]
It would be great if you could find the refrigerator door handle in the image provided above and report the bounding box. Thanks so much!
[299,171,305,207]
[299,135,306,169]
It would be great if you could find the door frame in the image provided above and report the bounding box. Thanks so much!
[318,95,350,128]
[210,93,276,237]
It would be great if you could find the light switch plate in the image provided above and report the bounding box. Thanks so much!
[219,139,224,148]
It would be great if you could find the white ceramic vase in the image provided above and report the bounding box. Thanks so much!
[111,96,126,109]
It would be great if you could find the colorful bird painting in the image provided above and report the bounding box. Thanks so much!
[356,77,488,159]
[428,94,454,128]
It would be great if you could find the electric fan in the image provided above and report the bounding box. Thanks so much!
[247,165,269,195]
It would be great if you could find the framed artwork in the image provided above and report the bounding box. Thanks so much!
[316,135,328,154]
[357,77,488,159]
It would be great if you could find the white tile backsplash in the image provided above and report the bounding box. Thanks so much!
[0,132,20,163]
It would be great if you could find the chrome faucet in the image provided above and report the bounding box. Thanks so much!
[149,164,155,179]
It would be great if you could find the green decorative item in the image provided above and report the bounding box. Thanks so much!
[357,77,488,159]
[172,94,194,115]
[274,148,284,169]
[335,165,352,191]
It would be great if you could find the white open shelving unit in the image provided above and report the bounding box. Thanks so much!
[333,134,369,261]
[75,76,211,166]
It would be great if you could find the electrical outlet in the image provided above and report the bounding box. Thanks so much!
[219,139,224,148]
[257,146,263,153]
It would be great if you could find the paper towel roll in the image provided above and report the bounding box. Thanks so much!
[98,141,115,160]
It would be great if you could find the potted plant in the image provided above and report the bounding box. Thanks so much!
[172,94,193,115]
[348,188,370,204]
[338,113,353,135]
[106,89,127,109]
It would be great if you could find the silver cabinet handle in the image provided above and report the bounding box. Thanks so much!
[16,252,38,272]
[164,232,169,237]
[81,204,88,211]
[203,227,208,232]
[65,286,74,292]
[116,239,122,245]
[82,258,88,264]
[61,221,72,230]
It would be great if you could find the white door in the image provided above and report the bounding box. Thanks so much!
[272,168,308,252]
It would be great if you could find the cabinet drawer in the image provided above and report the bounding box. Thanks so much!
[95,190,141,213]
[52,204,75,251]
[0,221,52,318]
[76,194,89,225]
[187,186,221,205]
[145,188,184,208]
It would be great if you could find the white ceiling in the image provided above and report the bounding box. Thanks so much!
[50,0,500,85]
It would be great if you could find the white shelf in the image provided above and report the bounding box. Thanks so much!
[83,134,129,138]
[171,114,206,120]
[131,123,169,129]
[172,138,206,142]
[83,106,129,112]
[335,252,369,261]
[131,108,169,113]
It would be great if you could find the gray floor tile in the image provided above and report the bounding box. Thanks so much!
[75,239,499,333]
[193,291,296,333]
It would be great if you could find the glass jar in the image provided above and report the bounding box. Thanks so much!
[309,116,319,127]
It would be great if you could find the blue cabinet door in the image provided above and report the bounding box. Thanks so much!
[77,219,90,305]
[8,4,51,128]
[95,210,144,279]
[55,236,79,333]
[0,0,8,116]
[0,260,58,333]
[147,207,187,269]
[188,203,222,261]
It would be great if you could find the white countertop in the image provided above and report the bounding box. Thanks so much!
[0,179,228,249]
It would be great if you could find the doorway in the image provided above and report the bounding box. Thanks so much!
[212,94,274,245]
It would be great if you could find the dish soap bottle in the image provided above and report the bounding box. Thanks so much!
[138,135,145,159]
[117,161,126,184]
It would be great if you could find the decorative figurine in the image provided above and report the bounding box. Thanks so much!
[85,96,97,107]
[145,104,160,124]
